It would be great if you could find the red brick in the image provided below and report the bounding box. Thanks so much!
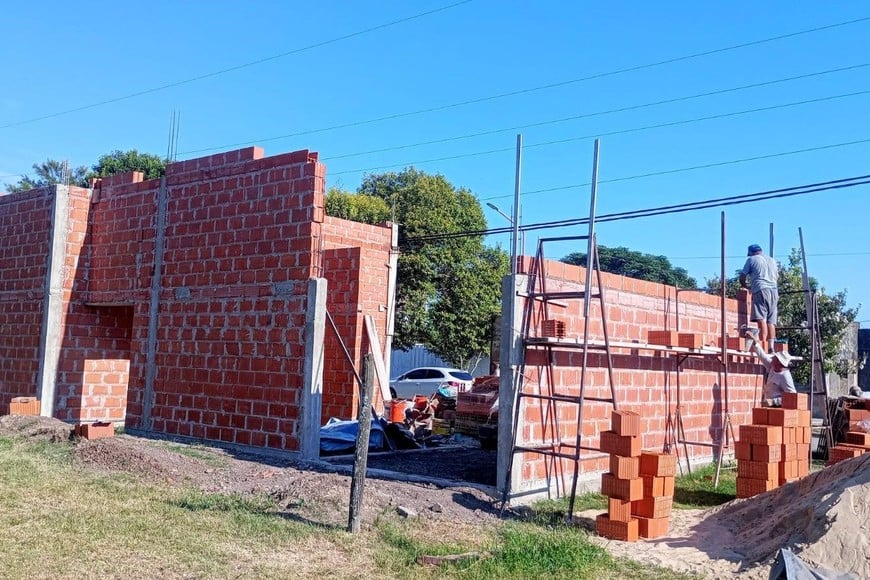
[637,516,670,539]
[609,455,639,479]
[739,425,782,445]
[767,408,798,427]
[647,330,679,347]
[845,431,870,447]
[611,410,641,437]
[601,473,643,501]
[736,476,777,498]
[76,422,114,440]
[827,445,864,465]
[737,460,778,481]
[639,452,676,477]
[607,498,633,523]
[631,496,673,519]
[781,443,799,461]
[9,397,40,416]
[751,407,769,425]
[781,393,809,410]
[751,444,781,462]
[677,333,704,349]
[600,431,641,457]
[641,475,675,498]
[735,441,752,461]
[595,513,639,542]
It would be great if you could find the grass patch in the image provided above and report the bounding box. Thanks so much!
[526,493,607,524]
[166,443,227,466]
[376,521,692,579]
[673,462,736,508]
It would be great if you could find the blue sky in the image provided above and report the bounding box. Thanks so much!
[2,1,868,325]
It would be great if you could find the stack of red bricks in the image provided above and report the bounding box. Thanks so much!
[596,410,677,541]
[647,330,704,349]
[828,403,870,465]
[736,392,811,498]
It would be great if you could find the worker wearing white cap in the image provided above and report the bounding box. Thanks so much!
[747,335,796,407]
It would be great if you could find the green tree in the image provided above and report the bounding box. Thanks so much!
[338,167,508,368]
[4,159,88,192]
[562,245,698,288]
[324,187,390,223]
[705,249,859,384]
[88,149,165,181]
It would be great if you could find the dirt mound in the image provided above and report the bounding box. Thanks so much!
[0,415,73,442]
[703,454,870,576]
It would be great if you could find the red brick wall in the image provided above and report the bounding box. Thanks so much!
[0,188,53,410]
[321,216,393,419]
[514,258,764,491]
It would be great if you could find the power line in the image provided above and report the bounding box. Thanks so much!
[329,89,870,176]
[481,137,870,201]
[317,63,870,161]
[179,16,870,155]
[0,0,473,130]
[403,174,870,244]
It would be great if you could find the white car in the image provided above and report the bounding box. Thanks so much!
[389,367,474,400]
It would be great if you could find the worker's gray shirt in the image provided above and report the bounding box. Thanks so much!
[752,343,797,400]
[741,254,778,293]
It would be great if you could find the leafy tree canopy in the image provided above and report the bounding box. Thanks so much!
[4,159,89,192]
[328,167,508,369]
[562,245,698,288]
[4,150,166,193]
[706,249,859,384]
[90,149,166,181]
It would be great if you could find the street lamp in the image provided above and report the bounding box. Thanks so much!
[486,202,525,259]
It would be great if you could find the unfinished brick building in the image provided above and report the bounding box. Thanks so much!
[0,147,394,459]
[497,259,765,501]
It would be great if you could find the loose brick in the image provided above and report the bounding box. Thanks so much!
[735,441,753,461]
[736,476,777,498]
[76,422,114,440]
[609,455,640,479]
[845,431,870,447]
[631,496,673,519]
[637,516,670,539]
[595,513,639,542]
[608,498,633,523]
[638,452,676,478]
[751,407,769,425]
[739,425,782,445]
[766,408,798,427]
[9,397,40,416]
[737,461,778,481]
[600,430,641,457]
[846,408,870,423]
[751,444,781,462]
[601,473,643,501]
[781,393,809,410]
[677,333,704,349]
[611,410,641,437]
[647,330,679,347]
[827,445,864,465]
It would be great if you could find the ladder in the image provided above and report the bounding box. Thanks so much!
[500,141,617,517]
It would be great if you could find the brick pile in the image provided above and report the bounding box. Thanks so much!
[827,403,870,465]
[595,410,677,541]
[736,392,811,498]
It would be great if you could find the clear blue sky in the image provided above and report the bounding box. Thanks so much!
[2,1,868,325]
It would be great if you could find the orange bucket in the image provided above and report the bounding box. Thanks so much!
[389,400,411,423]
[413,395,429,409]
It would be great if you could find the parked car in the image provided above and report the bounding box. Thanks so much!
[389,367,474,400]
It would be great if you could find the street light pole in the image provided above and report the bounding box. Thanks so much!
[486,202,525,262]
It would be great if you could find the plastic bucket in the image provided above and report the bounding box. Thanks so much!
[389,400,411,423]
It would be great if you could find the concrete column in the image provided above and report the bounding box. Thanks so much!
[36,185,70,417]
[300,277,327,459]
[142,177,168,428]
[497,273,527,499]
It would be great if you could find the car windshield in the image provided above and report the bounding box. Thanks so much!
[449,371,473,381]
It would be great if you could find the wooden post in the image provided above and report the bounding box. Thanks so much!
[348,353,375,533]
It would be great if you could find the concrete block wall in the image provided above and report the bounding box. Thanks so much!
[0,189,53,410]
[511,258,764,495]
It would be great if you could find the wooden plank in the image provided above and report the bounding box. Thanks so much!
[364,315,391,401]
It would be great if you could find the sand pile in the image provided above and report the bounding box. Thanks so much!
[704,453,870,576]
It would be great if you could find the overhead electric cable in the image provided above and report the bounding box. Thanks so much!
[178,16,870,155]
[0,0,473,129]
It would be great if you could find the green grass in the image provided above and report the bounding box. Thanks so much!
[166,443,227,466]
[673,463,737,509]
[376,521,693,579]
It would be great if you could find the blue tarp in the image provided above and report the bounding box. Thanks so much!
[319,417,387,454]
